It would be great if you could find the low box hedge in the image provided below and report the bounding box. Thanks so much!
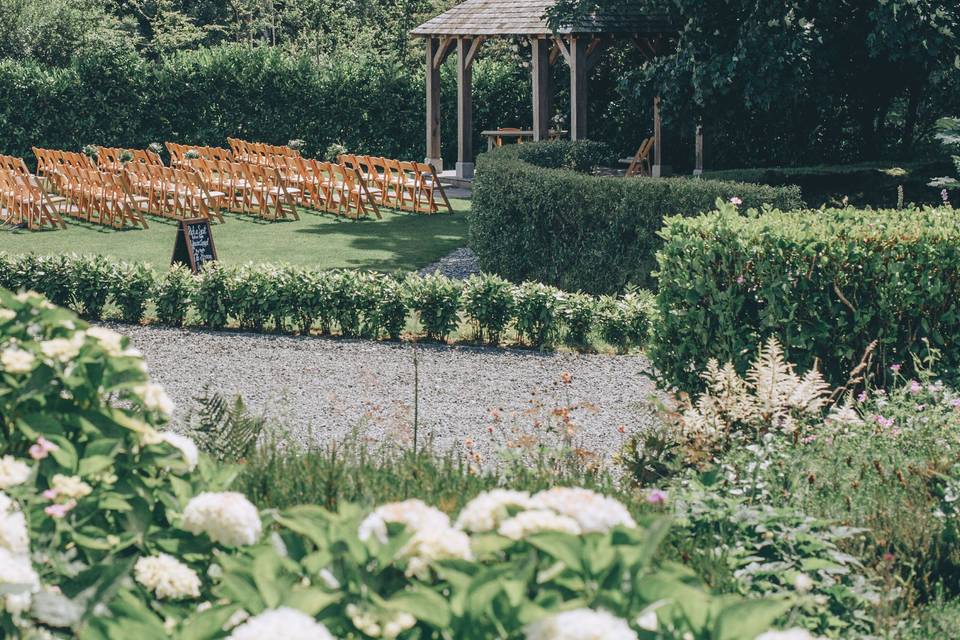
[470,142,804,294]
[650,204,960,390]
[702,160,954,208]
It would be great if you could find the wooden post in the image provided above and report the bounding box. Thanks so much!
[569,36,587,140]
[456,37,474,179]
[425,38,443,171]
[531,37,551,141]
[652,95,664,177]
[694,122,704,176]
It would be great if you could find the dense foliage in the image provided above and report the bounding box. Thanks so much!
[0,253,654,351]
[470,143,803,294]
[651,202,960,390]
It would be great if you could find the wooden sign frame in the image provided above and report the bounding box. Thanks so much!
[171,217,217,273]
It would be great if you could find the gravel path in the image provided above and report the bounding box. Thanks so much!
[110,324,663,465]
[417,247,481,279]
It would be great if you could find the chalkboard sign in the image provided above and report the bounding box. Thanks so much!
[171,218,217,273]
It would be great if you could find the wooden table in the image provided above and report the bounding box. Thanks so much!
[482,130,568,150]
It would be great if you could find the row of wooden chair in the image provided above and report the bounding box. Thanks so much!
[190,159,299,221]
[97,147,164,173]
[166,143,235,168]
[0,156,68,230]
[48,166,149,229]
[227,138,301,165]
[123,162,223,223]
[33,148,96,178]
[338,154,452,214]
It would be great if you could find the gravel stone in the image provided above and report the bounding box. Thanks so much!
[109,323,664,465]
[417,247,481,279]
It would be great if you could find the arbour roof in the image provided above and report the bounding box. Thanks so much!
[410,0,672,38]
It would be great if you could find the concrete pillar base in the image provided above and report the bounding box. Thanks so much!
[425,158,444,172]
[456,162,475,180]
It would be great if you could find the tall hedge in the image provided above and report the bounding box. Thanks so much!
[650,204,960,390]
[470,143,804,294]
[0,44,529,166]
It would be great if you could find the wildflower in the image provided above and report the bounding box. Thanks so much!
[455,490,538,533]
[1,347,35,374]
[182,492,261,546]
[942,189,951,206]
[28,436,58,460]
[646,489,668,506]
[909,380,922,395]
[736,275,745,285]
[889,364,901,374]
[874,415,894,429]
[729,197,743,206]
[525,609,637,640]
[0,456,30,489]
[44,499,76,518]
[498,509,582,540]
[227,608,335,640]
[857,391,868,403]
[533,487,636,533]
[560,371,572,384]
[134,553,201,600]
[951,398,960,409]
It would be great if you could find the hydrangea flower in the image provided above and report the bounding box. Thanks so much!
[29,436,58,460]
[533,488,636,533]
[0,492,29,555]
[454,490,538,533]
[0,547,39,615]
[1,346,35,374]
[135,383,175,416]
[134,553,202,600]
[524,608,637,640]
[399,526,474,579]
[227,607,336,640]
[182,492,262,546]
[498,509,582,540]
[755,630,819,640]
[159,432,199,471]
[0,456,30,489]
[358,499,450,545]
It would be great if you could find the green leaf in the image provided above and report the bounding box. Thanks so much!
[384,586,451,628]
[712,598,794,640]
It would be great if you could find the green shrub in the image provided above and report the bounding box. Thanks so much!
[513,281,561,347]
[558,292,597,348]
[194,262,233,330]
[110,261,155,324]
[597,290,656,353]
[154,264,195,327]
[405,273,462,342]
[516,139,612,172]
[66,253,112,319]
[651,203,960,389]
[368,275,408,340]
[327,270,368,337]
[471,143,804,294]
[230,264,275,332]
[461,274,515,344]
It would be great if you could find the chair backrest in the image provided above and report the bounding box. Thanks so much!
[0,155,30,176]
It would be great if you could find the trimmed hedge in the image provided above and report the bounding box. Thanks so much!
[650,204,960,390]
[0,253,653,352]
[702,160,954,208]
[470,143,804,294]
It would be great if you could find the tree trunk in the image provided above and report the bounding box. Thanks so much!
[901,79,922,158]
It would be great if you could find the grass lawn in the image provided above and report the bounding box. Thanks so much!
[0,199,471,272]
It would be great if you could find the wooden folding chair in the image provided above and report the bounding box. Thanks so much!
[623,138,654,178]
[412,163,453,214]
[242,163,300,220]
[0,170,69,230]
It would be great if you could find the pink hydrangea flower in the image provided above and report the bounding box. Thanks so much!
[29,436,59,460]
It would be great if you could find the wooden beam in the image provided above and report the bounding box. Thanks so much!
[456,37,474,178]
[552,36,571,64]
[652,95,663,176]
[549,42,561,65]
[465,36,486,69]
[569,36,587,140]
[425,38,442,168]
[694,123,704,175]
[633,36,659,62]
[585,37,610,72]
[531,37,551,141]
[432,36,454,70]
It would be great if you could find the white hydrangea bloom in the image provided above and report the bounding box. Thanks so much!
[0,456,30,489]
[182,492,262,546]
[134,553,202,600]
[0,309,15,321]
[0,547,40,615]
[525,609,637,640]
[358,499,450,545]
[454,490,538,533]
[498,509,582,540]
[135,383,175,416]
[755,630,819,640]
[400,526,474,580]
[39,333,84,363]
[160,432,199,471]
[1,347,35,374]
[0,492,29,555]
[533,488,636,533]
[86,327,125,356]
[227,608,336,640]
[51,474,93,499]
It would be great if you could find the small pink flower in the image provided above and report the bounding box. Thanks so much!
[916,404,926,412]
[44,499,76,519]
[29,436,59,460]
[729,197,743,206]
[736,275,745,285]
[874,415,894,429]
[889,364,901,374]
[909,380,922,395]
[42,489,58,500]
[951,398,960,409]
[801,435,817,444]
[857,391,868,403]
[646,489,668,506]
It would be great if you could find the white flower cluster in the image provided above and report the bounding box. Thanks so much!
[524,608,637,640]
[0,455,30,490]
[39,332,85,363]
[151,432,199,471]
[182,492,262,546]
[498,509,581,540]
[135,383,176,417]
[134,553,202,600]
[227,607,336,640]
[453,489,538,533]
[533,488,636,533]
[346,604,416,639]
[358,499,473,579]
[1,346,35,374]
[0,493,39,615]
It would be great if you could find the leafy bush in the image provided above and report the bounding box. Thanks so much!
[230,264,275,332]
[405,273,462,342]
[110,261,156,324]
[1,288,805,640]
[154,264,195,327]
[516,139,613,172]
[559,292,597,348]
[194,262,234,330]
[66,253,112,319]
[327,270,369,337]
[651,203,960,389]
[471,143,804,293]
[461,274,515,344]
[597,290,656,353]
[513,281,562,347]
[368,275,408,340]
